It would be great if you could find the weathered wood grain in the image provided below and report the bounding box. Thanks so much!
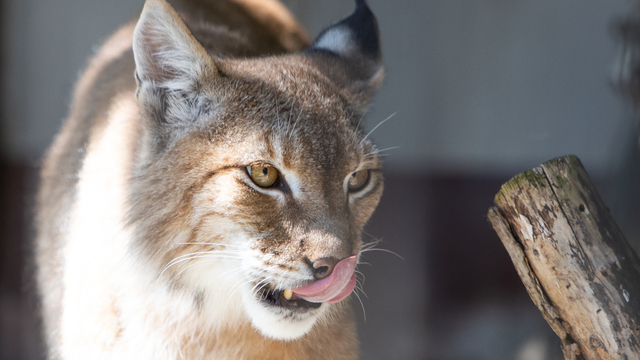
[488,155,640,360]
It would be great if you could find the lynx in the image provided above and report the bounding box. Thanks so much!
[35,0,384,358]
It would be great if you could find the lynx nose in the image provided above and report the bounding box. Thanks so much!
[312,257,339,280]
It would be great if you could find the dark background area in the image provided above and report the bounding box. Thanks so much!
[1,1,639,359]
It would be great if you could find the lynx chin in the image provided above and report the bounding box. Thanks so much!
[36,0,385,358]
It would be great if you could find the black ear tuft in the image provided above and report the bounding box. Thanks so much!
[310,0,381,64]
[306,0,383,103]
[345,0,381,60]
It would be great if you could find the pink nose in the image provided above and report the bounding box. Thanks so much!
[312,257,339,280]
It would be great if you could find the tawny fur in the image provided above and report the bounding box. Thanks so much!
[36,0,383,359]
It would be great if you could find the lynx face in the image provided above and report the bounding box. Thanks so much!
[128,0,383,339]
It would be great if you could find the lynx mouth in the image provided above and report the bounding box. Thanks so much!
[258,287,322,312]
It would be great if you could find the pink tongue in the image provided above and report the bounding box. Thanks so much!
[292,255,357,304]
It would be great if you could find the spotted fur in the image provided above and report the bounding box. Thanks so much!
[36,0,384,359]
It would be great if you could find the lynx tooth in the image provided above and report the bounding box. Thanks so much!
[283,288,293,300]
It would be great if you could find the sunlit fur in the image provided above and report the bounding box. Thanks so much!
[36,0,384,359]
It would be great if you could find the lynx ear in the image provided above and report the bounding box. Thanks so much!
[133,0,218,148]
[133,0,217,95]
[307,0,383,98]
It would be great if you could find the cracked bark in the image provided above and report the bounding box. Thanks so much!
[488,155,640,360]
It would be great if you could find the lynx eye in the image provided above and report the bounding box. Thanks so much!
[248,163,279,188]
[347,170,370,192]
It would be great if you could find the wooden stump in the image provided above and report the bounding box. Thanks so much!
[488,155,640,360]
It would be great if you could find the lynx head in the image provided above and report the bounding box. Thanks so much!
[129,0,384,339]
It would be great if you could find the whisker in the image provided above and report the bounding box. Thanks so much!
[249,279,270,301]
[244,274,276,305]
[363,146,401,158]
[360,239,381,251]
[370,153,393,158]
[353,290,366,323]
[352,114,366,145]
[361,111,398,144]
[289,108,303,140]
[361,232,382,243]
[225,272,264,309]
[277,270,290,291]
[175,243,246,248]
[173,258,243,279]
[214,265,249,280]
[355,282,369,300]
[224,277,251,311]
[275,94,281,130]
[362,151,397,160]
[168,254,243,267]
[165,248,241,261]
[360,248,405,261]
[355,269,366,285]
[168,250,243,264]
[160,252,242,278]
[163,252,242,271]
[241,266,278,293]
[374,146,401,154]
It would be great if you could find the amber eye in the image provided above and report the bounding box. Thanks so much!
[248,163,279,188]
[347,170,370,192]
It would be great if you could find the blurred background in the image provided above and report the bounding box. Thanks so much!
[1,0,639,359]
